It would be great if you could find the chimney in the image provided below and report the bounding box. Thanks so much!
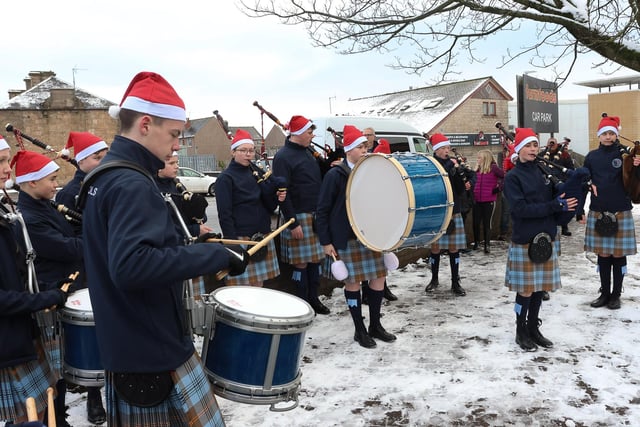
[26,71,56,89]
[8,89,23,99]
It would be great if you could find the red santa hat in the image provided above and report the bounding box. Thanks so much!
[108,71,186,122]
[514,128,538,153]
[597,115,620,136]
[231,129,254,151]
[10,150,59,185]
[0,135,9,151]
[61,132,108,162]
[430,133,450,151]
[288,115,314,135]
[342,125,367,152]
[373,138,391,154]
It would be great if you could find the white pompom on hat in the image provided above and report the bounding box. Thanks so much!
[429,133,450,151]
[110,71,186,122]
[342,125,367,152]
[231,129,254,151]
[514,128,538,153]
[63,132,108,162]
[597,115,620,136]
[10,150,59,184]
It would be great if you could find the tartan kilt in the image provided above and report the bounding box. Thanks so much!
[584,210,637,257]
[279,213,324,264]
[37,311,62,380]
[0,340,58,421]
[226,239,280,285]
[505,240,562,293]
[106,352,225,427]
[431,213,467,252]
[322,239,387,283]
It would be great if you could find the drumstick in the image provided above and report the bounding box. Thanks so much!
[26,396,38,421]
[47,271,80,311]
[204,238,260,246]
[47,386,56,427]
[215,218,295,280]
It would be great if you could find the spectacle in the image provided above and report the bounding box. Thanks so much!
[364,133,374,137]
[236,149,256,154]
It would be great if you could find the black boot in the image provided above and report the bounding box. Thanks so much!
[307,263,330,315]
[514,294,537,351]
[425,253,440,293]
[591,256,612,308]
[484,240,490,254]
[345,289,375,348]
[361,280,369,305]
[87,387,106,425]
[561,224,572,236]
[367,289,396,342]
[383,281,398,301]
[450,252,466,296]
[368,323,397,342]
[608,257,626,309]
[354,327,376,348]
[541,291,550,301]
[527,318,553,348]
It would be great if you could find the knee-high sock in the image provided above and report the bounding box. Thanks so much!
[367,289,384,329]
[292,267,308,301]
[54,378,67,422]
[597,255,613,295]
[612,256,627,298]
[514,293,531,326]
[345,289,366,332]
[429,252,440,281]
[449,252,460,281]
[306,262,321,301]
[527,291,544,325]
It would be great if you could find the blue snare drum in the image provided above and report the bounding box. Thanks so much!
[60,288,104,387]
[202,286,314,411]
[347,153,454,251]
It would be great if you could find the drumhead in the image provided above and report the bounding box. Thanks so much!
[346,154,414,251]
[64,288,93,312]
[212,286,312,319]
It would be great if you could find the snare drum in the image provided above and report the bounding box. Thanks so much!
[347,152,454,251]
[59,288,104,387]
[202,286,314,410]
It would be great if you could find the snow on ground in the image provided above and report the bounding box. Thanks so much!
[65,206,640,426]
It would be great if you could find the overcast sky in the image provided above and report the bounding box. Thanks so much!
[2,1,637,134]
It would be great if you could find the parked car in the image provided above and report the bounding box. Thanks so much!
[177,167,216,196]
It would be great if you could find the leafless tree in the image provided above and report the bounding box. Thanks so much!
[240,0,640,86]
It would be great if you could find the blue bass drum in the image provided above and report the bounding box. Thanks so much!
[202,286,314,411]
[60,288,104,387]
[346,153,454,251]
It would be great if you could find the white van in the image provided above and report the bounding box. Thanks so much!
[311,116,429,154]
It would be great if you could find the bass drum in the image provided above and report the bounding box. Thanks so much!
[346,152,454,251]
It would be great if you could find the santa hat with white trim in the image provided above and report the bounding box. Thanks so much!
[61,132,108,162]
[597,115,620,136]
[429,133,450,151]
[10,150,59,185]
[0,135,9,151]
[288,115,314,135]
[231,129,254,150]
[514,128,538,153]
[342,125,367,152]
[108,71,186,122]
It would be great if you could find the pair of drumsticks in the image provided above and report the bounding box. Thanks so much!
[25,386,56,426]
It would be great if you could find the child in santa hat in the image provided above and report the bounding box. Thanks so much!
[315,125,397,348]
[504,128,577,351]
[579,115,640,310]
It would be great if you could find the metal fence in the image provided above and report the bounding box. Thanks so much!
[178,155,217,172]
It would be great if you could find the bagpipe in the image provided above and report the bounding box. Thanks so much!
[172,178,208,225]
[5,123,79,169]
[495,122,591,226]
[600,113,640,203]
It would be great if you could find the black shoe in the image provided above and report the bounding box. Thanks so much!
[607,296,621,310]
[354,329,376,348]
[472,243,478,250]
[484,246,490,254]
[425,278,439,293]
[515,326,538,352]
[561,228,572,236]
[383,284,398,301]
[310,299,330,315]
[590,293,610,308]
[368,324,397,342]
[542,291,550,301]
[528,320,553,348]
[451,279,466,296]
[87,391,106,425]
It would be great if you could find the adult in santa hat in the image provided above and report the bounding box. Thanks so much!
[373,138,391,154]
[82,71,244,426]
[215,129,287,287]
[272,114,330,315]
[580,115,640,311]
[316,125,397,348]
[424,133,469,297]
[504,127,578,352]
[12,150,82,426]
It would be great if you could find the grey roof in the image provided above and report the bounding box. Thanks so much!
[183,118,211,137]
[575,74,640,89]
[343,77,511,132]
[0,76,115,110]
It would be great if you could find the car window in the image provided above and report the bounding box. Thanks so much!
[181,168,201,178]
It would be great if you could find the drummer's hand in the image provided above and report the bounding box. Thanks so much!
[198,224,214,236]
[464,181,471,191]
[323,244,336,257]
[633,155,640,166]
[291,225,304,240]
[591,183,598,197]
[49,277,74,309]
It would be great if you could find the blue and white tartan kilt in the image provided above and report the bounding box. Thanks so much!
[322,239,387,283]
[431,213,467,252]
[584,210,637,257]
[37,311,62,379]
[279,213,324,265]
[0,340,58,422]
[505,240,562,293]
[226,239,280,285]
[106,352,225,427]
[188,276,207,300]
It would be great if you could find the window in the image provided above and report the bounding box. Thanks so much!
[482,102,496,116]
